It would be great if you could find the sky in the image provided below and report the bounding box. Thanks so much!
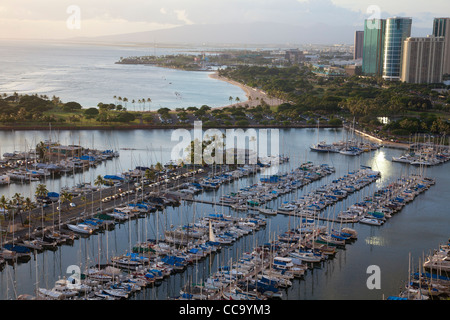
[0,0,447,40]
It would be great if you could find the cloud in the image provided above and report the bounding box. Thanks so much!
[0,0,444,39]
[0,17,178,39]
[174,9,194,25]
[330,0,447,28]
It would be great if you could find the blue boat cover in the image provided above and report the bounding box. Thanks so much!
[47,192,59,198]
[3,244,31,253]
[104,175,124,180]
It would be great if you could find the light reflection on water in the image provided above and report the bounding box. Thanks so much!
[365,236,387,247]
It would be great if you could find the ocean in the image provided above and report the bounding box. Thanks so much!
[0,40,246,110]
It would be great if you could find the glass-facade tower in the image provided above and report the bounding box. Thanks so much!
[383,17,412,80]
[433,18,450,75]
[362,19,386,76]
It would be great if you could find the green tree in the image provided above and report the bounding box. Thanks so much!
[95,175,105,211]
[430,118,450,135]
[115,112,136,123]
[84,107,99,118]
[35,183,49,202]
[0,195,9,220]
[155,162,163,172]
[144,169,156,182]
[12,193,24,225]
[59,190,73,211]
[62,101,82,112]
[35,142,49,162]
[328,118,342,126]
[23,197,35,231]
[80,193,87,216]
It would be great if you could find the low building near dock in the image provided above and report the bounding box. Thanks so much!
[48,145,83,159]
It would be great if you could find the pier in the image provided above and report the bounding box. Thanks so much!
[183,197,349,224]
[1,156,443,300]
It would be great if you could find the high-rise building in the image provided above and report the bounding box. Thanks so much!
[432,18,450,75]
[383,17,412,81]
[354,31,364,60]
[401,36,445,83]
[362,19,386,76]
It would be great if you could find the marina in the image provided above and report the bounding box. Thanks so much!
[310,139,381,156]
[391,142,450,167]
[2,125,446,300]
[0,140,119,185]
[0,127,448,300]
[0,4,449,305]
[388,241,450,300]
[8,163,441,300]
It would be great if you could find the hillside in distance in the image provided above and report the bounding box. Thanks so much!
[68,21,362,46]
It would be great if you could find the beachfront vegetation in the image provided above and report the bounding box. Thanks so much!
[115,50,291,71]
[218,64,450,140]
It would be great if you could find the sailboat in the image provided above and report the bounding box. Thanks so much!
[310,121,339,153]
[67,223,94,234]
[20,239,44,251]
[258,205,277,216]
[359,216,384,226]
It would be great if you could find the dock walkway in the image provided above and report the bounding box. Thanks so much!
[182,197,351,224]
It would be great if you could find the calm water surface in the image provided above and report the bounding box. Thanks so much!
[0,127,448,300]
[0,40,246,109]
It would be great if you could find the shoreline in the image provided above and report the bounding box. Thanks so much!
[208,71,287,109]
[0,123,342,131]
[344,125,410,150]
[0,123,413,149]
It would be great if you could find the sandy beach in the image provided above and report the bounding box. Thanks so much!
[208,71,287,109]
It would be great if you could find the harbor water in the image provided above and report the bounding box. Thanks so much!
[0,127,448,300]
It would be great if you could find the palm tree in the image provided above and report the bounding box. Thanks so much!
[12,193,24,225]
[154,162,164,182]
[95,175,105,211]
[155,162,163,172]
[23,197,35,233]
[80,192,87,215]
[59,190,73,211]
[144,169,156,183]
[35,142,49,163]
[94,175,104,188]
[229,96,233,105]
[35,183,49,202]
[0,195,9,220]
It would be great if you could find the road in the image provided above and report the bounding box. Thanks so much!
[3,164,244,246]
[5,167,211,245]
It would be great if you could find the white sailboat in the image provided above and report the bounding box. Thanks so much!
[359,216,384,226]
[67,223,94,234]
[258,206,277,215]
[209,220,216,243]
